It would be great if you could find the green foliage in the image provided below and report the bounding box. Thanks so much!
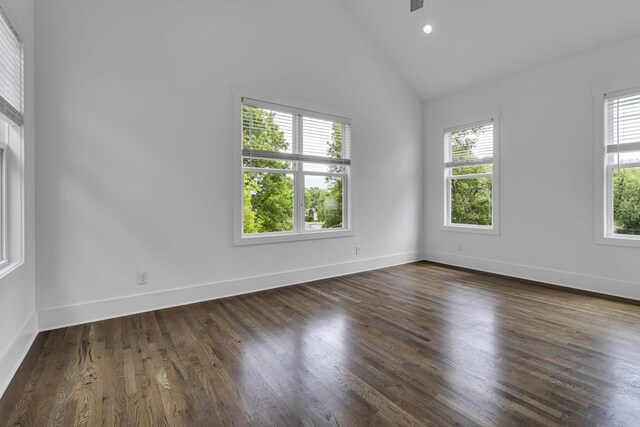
[450,177,492,226]
[243,174,260,234]
[613,168,640,235]
[449,127,492,226]
[322,181,342,228]
[244,172,294,233]
[322,123,344,229]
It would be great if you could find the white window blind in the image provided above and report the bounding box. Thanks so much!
[242,98,351,166]
[0,8,23,126]
[605,89,640,168]
[445,121,493,168]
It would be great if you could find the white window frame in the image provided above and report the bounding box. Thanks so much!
[441,109,500,235]
[0,108,25,277]
[593,76,640,248]
[232,87,354,245]
[0,7,25,277]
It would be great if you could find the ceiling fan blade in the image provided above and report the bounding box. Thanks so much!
[410,0,424,12]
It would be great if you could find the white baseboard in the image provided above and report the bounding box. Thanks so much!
[38,251,421,331]
[0,311,38,400]
[424,250,640,301]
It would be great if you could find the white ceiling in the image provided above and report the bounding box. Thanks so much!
[340,0,640,100]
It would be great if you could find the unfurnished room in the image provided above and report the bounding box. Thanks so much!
[0,0,640,425]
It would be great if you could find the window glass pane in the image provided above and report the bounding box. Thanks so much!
[242,106,293,154]
[452,164,492,176]
[612,167,640,236]
[243,172,294,234]
[450,176,492,226]
[303,117,346,159]
[242,157,292,170]
[304,175,343,230]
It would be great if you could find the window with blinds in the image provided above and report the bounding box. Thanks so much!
[0,7,23,126]
[444,118,497,229]
[0,7,23,267]
[604,88,640,237]
[240,97,351,239]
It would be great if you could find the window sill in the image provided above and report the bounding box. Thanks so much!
[442,224,500,235]
[596,234,640,249]
[0,259,23,280]
[235,229,354,246]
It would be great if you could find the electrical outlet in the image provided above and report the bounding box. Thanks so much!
[137,271,149,285]
[355,246,361,255]
[456,243,463,252]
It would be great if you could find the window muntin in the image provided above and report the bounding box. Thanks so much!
[241,98,351,239]
[605,89,640,238]
[444,120,496,229]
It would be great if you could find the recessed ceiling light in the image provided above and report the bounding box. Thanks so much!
[423,24,433,34]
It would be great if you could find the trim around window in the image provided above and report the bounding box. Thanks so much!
[441,109,500,235]
[236,228,354,246]
[0,7,25,279]
[0,111,24,278]
[593,76,640,248]
[232,87,354,246]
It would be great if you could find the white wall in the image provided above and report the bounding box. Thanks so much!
[424,35,640,300]
[34,0,423,328]
[0,0,37,397]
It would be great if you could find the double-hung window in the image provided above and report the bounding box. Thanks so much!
[0,7,24,270]
[236,96,352,244]
[443,111,499,234]
[602,88,640,241]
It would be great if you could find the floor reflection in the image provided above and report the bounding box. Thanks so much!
[439,283,503,423]
[215,267,640,425]
[238,306,350,422]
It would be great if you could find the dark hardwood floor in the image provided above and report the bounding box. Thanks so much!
[2,261,640,426]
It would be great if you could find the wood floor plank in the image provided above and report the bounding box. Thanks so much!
[2,261,640,426]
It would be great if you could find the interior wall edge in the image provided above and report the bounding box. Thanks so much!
[0,311,37,400]
[424,250,640,301]
[37,250,421,332]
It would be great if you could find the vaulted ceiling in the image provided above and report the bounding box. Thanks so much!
[340,0,640,100]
